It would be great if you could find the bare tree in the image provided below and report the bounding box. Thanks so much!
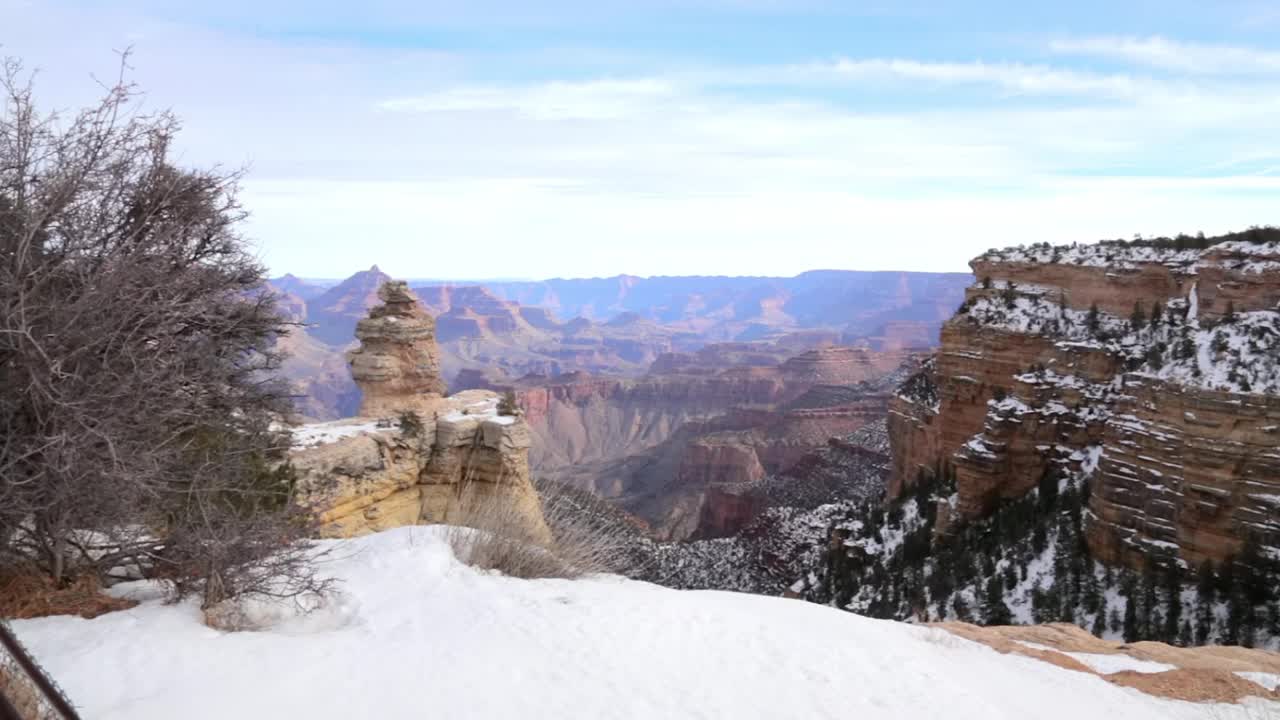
[0,54,327,608]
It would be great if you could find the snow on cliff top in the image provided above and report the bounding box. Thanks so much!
[976,242,1203,270]
[976,238,1280,273]
[291,418,389,447]
[11,527,1274,720]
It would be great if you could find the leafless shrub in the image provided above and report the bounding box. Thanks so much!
[496,390,520,417]
[0,53,330,609]
[444,481,639,580]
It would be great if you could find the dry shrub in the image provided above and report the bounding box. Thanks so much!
[0,569,136,620]
[444,481,640,580]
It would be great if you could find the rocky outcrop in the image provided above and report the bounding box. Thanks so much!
[888,232,1280,568]
[292,285,547,541]
[347,281,446,418]
[291,392,546,540]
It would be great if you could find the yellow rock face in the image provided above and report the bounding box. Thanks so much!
[292,279,549,541]
[291,391,548,542]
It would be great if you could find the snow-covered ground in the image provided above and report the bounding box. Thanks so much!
[11,527,1277,720]
[1016,642,1178,674]
[291,418,388,447]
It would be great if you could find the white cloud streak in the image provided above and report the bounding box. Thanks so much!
[1050,36,1280,75]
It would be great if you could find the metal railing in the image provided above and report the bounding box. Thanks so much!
[0,620,80,720]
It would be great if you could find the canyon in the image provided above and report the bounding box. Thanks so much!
[270,266,961,541]
[510,347,919,539]
[269,267,969,420]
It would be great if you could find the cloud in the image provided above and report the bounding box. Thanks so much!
[7,1,1279,278]
[1050,36,1280,75]
[803,58,1147,98]
[241,174,1280,279]
[379,79,675,120]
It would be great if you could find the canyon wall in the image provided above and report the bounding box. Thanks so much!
[519,346,913,471]
[519,348,915,540]
[888,234,1280,567]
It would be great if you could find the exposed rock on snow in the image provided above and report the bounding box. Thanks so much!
[291,391,547,541]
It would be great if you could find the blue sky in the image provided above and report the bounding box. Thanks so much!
[4,0,1280,278]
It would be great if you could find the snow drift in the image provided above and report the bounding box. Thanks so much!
[10,527,1278,719]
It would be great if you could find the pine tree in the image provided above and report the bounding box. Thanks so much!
[1123,597,1139,642]
[1081,568,1102,616]
[1002,282,1018,309]
[1109,608,1122,635]
[983,575,1013,626]
[1087,303,1100,333]
[1194,600,1214,646]
[1121,572,1140,642]
[1163,562,1184,643]
[1091,610,1106,638]
[1139,563,1158,640]
[1130,301,1147,332]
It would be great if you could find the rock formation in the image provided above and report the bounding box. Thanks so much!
[887,231,1280,568]
[290,283,547,541]
[347,280,446,417]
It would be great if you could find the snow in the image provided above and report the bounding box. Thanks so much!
[12,526,1260,720]
[978,242,1203,271]
[965,279,1280,395]
[442,395,517,424]
[292,419,386,447]
[1063,653,1178,675]
[1014,642,1177,675]
[1236,672,1280,692]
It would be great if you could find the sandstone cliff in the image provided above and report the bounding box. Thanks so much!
[888,231,1280,568]
[290,283,547,540]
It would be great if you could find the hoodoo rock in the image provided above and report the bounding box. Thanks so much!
[347,280,447,417]
[291,281,547,541]
[887,231,1280,568]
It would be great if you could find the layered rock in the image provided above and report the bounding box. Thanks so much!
[347,281,446,418]
[292,284,547,541]
[519,346,916,472]
[291,392,546,540]
[888,231,1280,568]
[1090,378,1280,567]
[524,351,915,540]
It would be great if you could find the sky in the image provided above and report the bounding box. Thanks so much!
[3,1,1280,279]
